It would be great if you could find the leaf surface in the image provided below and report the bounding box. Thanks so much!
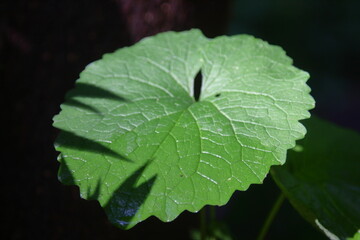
[53,29,314,229]
[271,117,360,240]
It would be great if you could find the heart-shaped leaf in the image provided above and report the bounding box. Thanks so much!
[271,117,360,240]
[53,29,314,229]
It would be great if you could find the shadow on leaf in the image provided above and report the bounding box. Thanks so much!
[57,154,75,185]
[63,83,128,114]
[58,153,156,229]
[55,130,132,162]
[67,83,128,101]
[104,161,157,229]
[59,154,103,200]
[55,81,155,229]
[64,99,102,114]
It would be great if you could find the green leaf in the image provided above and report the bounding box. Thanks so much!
[271,117,360,240]
[53,29,314,229]
[348,231,360,240]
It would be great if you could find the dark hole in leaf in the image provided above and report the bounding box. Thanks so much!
[193,71,202,101]
[215,93,221,97]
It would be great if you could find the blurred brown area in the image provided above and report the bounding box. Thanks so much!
[117,0,230,42]
[2,0,229,239]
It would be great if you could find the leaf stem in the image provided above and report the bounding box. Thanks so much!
[256,193,285,240]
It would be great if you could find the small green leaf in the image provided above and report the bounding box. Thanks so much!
[348,231,360,240]
[271,117,360,240]
[53,29,314,229]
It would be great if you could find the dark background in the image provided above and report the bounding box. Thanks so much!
[2,0,359,239]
